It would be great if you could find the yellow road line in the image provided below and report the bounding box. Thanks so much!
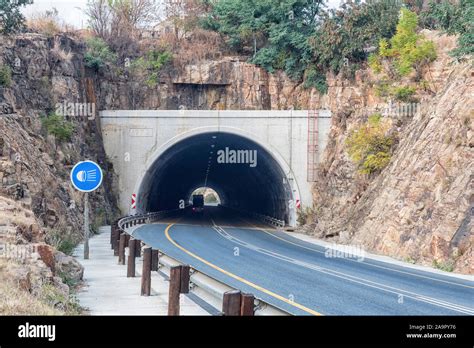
[164,223,323,316]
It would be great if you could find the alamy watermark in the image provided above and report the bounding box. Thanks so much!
[382,101,421,118]
[324,243,366,262]
[217,147,258,168]
[55,101,96,120]
[0,243,37,260]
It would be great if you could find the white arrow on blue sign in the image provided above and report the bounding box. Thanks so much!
[70,160,103,192]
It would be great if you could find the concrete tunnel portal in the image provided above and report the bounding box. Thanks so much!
[136,132,295,224]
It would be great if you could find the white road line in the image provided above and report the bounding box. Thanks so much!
[236,216,474,290]
[212,223,474,315]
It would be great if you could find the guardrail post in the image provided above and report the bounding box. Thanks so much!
[113,230,120,256]
[127,239,137,277]
[111,225,118,251]
[151,249,159,271]
[240,293,255,316]
[222,290,242,316]
[180,265,190,294]
[141,247,152,296]
[168,266,181,316]
[110,223,116,247]
[118,233,126,265]
[135,239,141,257]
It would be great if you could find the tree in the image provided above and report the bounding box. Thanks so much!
[85,0,112,40]
[369,8,436,79]
[420,0,473,59]
[161,0,211,42]
[310,0,401,78]
[85,0,159,59]
[203,0,402,94]
[0,0,33,34]
[203,0,325,80]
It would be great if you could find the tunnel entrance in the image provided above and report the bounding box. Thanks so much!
[190,187,221,206]
[137,132,294,224]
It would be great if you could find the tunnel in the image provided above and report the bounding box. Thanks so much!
[137,132,294,224]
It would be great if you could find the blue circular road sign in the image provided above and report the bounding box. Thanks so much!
[70,161,103,192]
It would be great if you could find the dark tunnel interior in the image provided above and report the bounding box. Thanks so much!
[138,132,293,223]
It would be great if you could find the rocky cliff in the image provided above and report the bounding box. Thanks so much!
[308,32,473,274]
[0,27,471,316]
[0,34,119,313]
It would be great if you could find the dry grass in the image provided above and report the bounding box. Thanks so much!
[26,10,75,37]
[158,28,227,69]
[27,17,62,36]
[51,37,74,62]
[0,260,61,316]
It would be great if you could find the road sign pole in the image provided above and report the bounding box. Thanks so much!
[70,160,103,261]
[84,192,90,260]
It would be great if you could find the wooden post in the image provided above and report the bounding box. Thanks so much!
[124,234,130,247]
[168,266,181,316]
[135,239,141,257]
[141,247,152,296]
[127,239,137,277]
[110,223,115,246]
[240,293,255,316]
[151,249,159,271]
[180,265,190,294]
[118,233,126,265]
[222,290,242,316]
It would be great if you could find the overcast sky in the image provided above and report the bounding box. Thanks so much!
[23,0,343,29]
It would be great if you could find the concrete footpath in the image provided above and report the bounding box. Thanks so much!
[73,226,209,315]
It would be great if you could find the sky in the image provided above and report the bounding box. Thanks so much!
[22,0,344,29]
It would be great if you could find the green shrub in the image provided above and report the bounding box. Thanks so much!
[0,65,12,87]
[84,37,117,71]
[371,9,437,79]
[346,114,395,175]
[132,49,172,87]
[45,228,77,255]
[432,259,454,272]
[41,113,74,142]
[392,86,417,102]
[40,283,82,314]
[303,67,328,94]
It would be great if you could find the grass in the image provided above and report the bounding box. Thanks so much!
[432,259,454,272]
[45,228,78,256]
[40,284,82,315]
[0,260,60,315]
[0,259,83,315]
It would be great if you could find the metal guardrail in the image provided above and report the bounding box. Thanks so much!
[114,211,290,316]
[220,205,286,228]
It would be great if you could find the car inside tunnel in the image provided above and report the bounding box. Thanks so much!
[137,132,294,224]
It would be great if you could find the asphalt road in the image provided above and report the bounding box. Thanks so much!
[132,207,474,315]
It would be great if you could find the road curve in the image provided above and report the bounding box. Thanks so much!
[132,208,474,315]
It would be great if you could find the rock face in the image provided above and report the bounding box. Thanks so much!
[98,56,320,111]
[0,33,115,313]
[308,32,473,274]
